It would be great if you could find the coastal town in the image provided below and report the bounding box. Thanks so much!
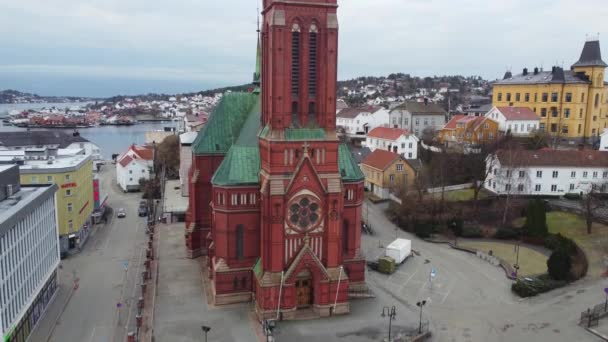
[1,1,608,342]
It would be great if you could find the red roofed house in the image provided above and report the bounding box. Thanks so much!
[365,127,419,159]
[485,106,540,136]
[361,149,418,199]
[437,115,499,146]
[116,144,155,192]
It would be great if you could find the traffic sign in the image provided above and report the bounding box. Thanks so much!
[430,268,437,278]
[123,261,129,271]
[604,287,608,294]
[117,302,122,308]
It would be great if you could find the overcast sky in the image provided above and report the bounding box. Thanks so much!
[0,0,607,97]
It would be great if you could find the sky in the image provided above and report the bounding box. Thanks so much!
[0,0,608,97]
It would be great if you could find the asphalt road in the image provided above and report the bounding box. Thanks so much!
[29,163,148,342]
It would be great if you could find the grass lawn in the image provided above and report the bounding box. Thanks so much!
[428,188,488,202]
[459,241,548,277]
[513,212,608,278]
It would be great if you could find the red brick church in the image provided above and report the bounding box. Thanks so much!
[185,0,366,319]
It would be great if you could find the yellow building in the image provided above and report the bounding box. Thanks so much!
[492,40,608,141]
[17,149,94,254]
[361,149,418,199]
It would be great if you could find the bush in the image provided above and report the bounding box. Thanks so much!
[511,274,568,297]
[547,249,572,281]
[414,222,433,239]
[461,224,483,238]
[494,228,519,240]
[447,217,463,236]
[544,233,577,255]
[563,193,582,200]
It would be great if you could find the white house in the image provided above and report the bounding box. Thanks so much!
[365,127,419,159]
[116,145,155,192]
[485,106,540,136]
[389,100,447,137]
[336,106,389,135]
[600,129,608,151]
[485,149,608,196]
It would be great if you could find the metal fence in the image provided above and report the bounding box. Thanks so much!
[580,302,608,327]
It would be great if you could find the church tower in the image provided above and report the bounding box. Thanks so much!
[255,0,365,319]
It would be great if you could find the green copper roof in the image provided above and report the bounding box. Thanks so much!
[338,144,365,182]
[211,146,260,186]
[285,128,326,141]
[192,92,259,155]
[253,38,261,85]
[253,257,262,277]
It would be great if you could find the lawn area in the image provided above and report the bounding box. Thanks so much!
[428,188,488,202]
[458,241,548,277]
[514,212,608,278]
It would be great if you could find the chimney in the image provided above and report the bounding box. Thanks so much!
[424,98,429,106]
[523,68,528,76]
[551,66,556,74]
[533,67,539,75]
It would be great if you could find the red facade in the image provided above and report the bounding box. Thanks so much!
[185,0,366,319]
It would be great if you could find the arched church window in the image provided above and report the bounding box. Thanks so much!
[291,23,301,97]
[595,93,600,108]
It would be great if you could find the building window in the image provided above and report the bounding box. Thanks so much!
[342,220,349,254]
[506,93,511,102]
[68,219,74,230]
[249,193,256,205]
[542,93,548,102]
[389,174,395,184]
[517,184,524,192]
[524,93,530,102]
[65,174,71,181]
[551,108,558,117]
[506,170,512,178]
[236,225,244,260]
[497,93,502,101]
[129,170,133,174]
[515,93,521,101]
[570,184,575,191]
[571,171,576,178]
[603,171,608,178]
[550,123,557,133]
[31,176,39,184]
[564,108,570,118]
[401,143,405,148]
[396,164,403,172]
[562,125,568,134]
[540,123,546,131]
[67,203,73,212]
[66,189,72,196]
[47,175,53,182]
[565,93,572,102]
[231,194,238,205]
[308,29,317,97]
[551,184,557,192]
[551,92,558,102]
[583,171,588,178]
[291,26,301,96]
[552,171,558,178]
[536,171,542,178]
[408,152,413,158]
[582,93,585,102]
[519,171,525,178]
[505,184,511,191]
[593,171,598,178]
[541,108,547,117]
[241,194,247,205]
[535,184,541,192]
[595,93,600,108]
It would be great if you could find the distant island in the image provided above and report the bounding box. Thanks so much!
[0,89,100,104]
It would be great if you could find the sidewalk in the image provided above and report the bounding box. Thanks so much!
[153,223,256,342]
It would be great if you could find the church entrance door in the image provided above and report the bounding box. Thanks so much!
[295,270,312,308]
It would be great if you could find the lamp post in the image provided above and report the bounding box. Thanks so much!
[416,300,427,334]
[513,242,520,277]
[604,288,608,312]
[381,306,396,341]
[201,325,210,342]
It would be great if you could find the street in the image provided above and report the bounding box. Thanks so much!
[29,163,149,342]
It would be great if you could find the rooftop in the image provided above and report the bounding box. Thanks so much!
[0,184,57,239]
[367,127,411,140]
[0,148,91,172]
[494,68,589,85]
[392,101,447,115]
[496,149,608,168]
[0,131,93,149]
[572,40,608,68]
[495,106,540,121]
[337,106,382,119]
[361,149,402,171]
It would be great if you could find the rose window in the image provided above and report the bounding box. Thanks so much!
[288,197,321,232]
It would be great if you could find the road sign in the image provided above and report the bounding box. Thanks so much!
[604,287,608,294]
[123,261,129,271]
[430,268,437,278]
[117,302,122,308]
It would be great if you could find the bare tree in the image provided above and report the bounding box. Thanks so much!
[581,183,607,234]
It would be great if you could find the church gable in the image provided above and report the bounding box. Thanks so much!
[284,242,330,283]
[285,151,326,196]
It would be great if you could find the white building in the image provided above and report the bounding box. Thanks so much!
[485,106,540,136]
[485,149,608,196]
[600,129,608,151]
[365,127,419,159]
[179,132,198,197]
[336,106,389,135]
[389,100,447,137]
[0,131,102,161]
[116,145,154,192]
[0,165,59,341]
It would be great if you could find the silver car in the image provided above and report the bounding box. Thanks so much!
[117,208,126,218]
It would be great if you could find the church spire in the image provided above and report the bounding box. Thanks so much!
[253,2,261,86]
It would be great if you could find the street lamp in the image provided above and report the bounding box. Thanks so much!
[201,325,210,342]
[513,242,520,277]
[416,300,427,334]
[381,306,396,341]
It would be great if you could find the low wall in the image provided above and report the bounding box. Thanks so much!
[427,183,473,194]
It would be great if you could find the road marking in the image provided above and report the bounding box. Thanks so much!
[401,268,420,290]
[441,286,453,304]
[88,326,96,342]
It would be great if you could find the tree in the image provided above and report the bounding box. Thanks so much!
[524,199,548,238]
[547,249,572,281]
[581,183,607,234]
[155,135,180,179]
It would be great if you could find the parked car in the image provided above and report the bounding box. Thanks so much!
[117,208,126,218]
[138,206,148,217]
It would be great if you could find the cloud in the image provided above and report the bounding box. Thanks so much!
[0,0,607,96]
